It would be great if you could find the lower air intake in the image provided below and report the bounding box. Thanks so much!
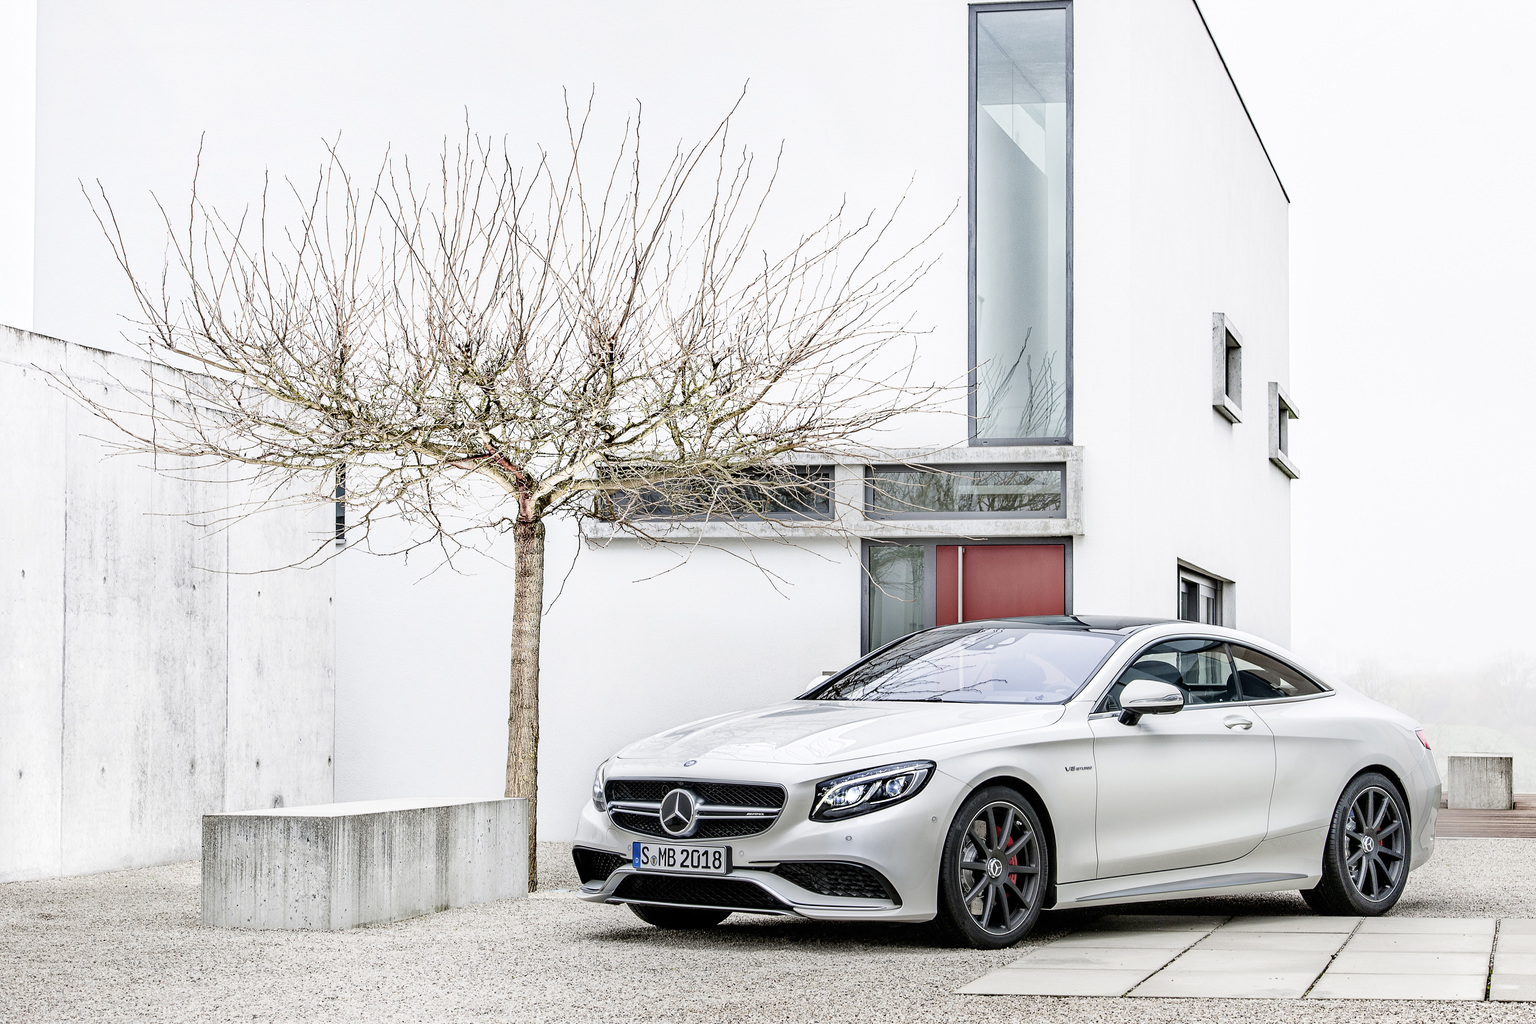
[613,874,790,912]
[572,847,629,885]
[772,861,898,901]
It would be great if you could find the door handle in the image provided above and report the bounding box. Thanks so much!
[1223,715,1254,731]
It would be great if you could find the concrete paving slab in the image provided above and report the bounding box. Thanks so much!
[1169,948,1334,973]
[1355,917,1495,936]
[1194,930,1350,952]
[1008,946,1181,970]
[1489,973,1536,1001]
[1049,931,1208,949]
[1130,969,1323,999]
[1075,914,1228,932]
[1496,934,1536,953]
[1219,915,1360,932]
[1329,950,1492,975]
[1498,919,1536,935]
[959,968,1150,997]
[1307,973,1488,1001]
[1494,952,1536,974]
[1345,931,1495,953]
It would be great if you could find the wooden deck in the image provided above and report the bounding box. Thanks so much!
[1435,794,1536,838]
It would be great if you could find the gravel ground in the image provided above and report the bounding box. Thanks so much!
[2,839,1534,1023]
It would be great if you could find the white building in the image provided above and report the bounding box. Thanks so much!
[1,0,1296,869]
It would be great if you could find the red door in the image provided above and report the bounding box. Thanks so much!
[935,545,1065,625]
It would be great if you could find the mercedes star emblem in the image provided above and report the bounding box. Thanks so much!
[659,788,700,837]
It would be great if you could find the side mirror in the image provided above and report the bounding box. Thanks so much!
[1117,680,1184,726]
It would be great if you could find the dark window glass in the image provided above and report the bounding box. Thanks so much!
[867,465,1064,517]
[1230,645,1326,700]
[1099,638,1238,711]
[868,544,926,651]
[598,466,833,521]
[811,626,1119,705]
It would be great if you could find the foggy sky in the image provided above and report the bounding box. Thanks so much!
[1199,0,1536,674]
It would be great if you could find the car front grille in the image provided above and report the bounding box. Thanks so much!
[606,780,785,809]
[572,846,629,885]
[613,874,790,912]
[771,861,898,902]
[605,778,786,840]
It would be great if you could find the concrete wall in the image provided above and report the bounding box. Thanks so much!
[0,326,335,882]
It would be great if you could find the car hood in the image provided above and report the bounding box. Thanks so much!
[614,700,1066,766]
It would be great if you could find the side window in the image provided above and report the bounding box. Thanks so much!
[1098,638,1238,712]
[1230,645,1326,700]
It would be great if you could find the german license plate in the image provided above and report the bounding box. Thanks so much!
[631,841,731,875]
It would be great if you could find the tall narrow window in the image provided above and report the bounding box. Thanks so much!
[971,3,1071,444]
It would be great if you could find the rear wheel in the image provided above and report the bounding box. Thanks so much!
[933,786,1049,948]
[1303,772,1410,915]
[627,903,731,929]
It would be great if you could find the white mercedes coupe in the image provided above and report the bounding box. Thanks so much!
[572,616,1440,948]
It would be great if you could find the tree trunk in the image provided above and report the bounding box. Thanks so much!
[506,517,545,890]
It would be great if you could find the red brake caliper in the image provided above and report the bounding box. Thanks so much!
[1000,826,1018,885]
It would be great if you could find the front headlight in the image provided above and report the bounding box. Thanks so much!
[592,761,609,812]
[810,760,936,821]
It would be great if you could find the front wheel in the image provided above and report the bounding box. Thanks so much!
[1303,772,1410,915]
[933,786,1050,948]
[628,904,731,929]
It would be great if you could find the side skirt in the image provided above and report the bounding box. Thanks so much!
[1055,827,1327,907]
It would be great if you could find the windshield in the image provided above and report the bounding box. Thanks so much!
[807,626,1122,704]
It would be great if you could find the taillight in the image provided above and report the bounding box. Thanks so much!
[1416,729,1432,750]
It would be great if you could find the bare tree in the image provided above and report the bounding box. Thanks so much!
[69,97,943,887]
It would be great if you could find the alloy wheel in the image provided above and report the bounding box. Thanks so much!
[957,800,1042,935]
[1342,785,1406,902]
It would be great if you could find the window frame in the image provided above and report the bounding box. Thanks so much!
[1212,313,1243,423]
[1268,381,1300,479]
[859,536,1073,655]
[863,463,1067,520]
[968,0,1074,448]
[1176,563,1226,627]
[1090,634,1334,715]
[595,464,836,522]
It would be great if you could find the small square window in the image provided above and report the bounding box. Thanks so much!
[1268,382,1300,479]
[1211,313,1242,423]
[1177,566,1227,626]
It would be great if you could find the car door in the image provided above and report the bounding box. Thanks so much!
[1232,643,1349,839]
[1089,637,1277,878]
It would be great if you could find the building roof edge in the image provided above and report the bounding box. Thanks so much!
[1189,0,1290,204]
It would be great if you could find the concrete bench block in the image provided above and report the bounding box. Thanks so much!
[1447,755,1514,811]
[201,797,527,929]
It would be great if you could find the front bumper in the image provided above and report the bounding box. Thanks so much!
[571,765,961,923]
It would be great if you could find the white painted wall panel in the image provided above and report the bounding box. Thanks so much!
[1071,0,1292,641]
[0,330,65,880]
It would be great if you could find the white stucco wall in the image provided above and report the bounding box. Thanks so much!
[0,327,335,881]
[0,0,37,331]
[12,0,1292,844]
[1071,0,1292,641]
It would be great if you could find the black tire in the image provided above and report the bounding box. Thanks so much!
[1303,771,1410,915]
[627,903,731,929]
[932,786,1050,949]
